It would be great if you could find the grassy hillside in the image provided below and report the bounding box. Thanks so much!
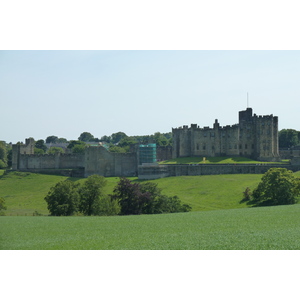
[159,156,290,164]
[0,171,265,215]
[2,170,300,215]
[2,204,300,249]
[0,171,121,216]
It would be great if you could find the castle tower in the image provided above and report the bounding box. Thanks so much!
[172,108,280,161]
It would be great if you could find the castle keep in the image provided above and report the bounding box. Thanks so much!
[172,108,280,161]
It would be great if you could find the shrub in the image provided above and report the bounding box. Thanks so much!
[0,197,7,216]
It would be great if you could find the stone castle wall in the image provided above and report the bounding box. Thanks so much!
[138,163,300,179]
[12,141,137,178]
[84,146,137,177]
[172,108,280,161]
[17,153,85,170]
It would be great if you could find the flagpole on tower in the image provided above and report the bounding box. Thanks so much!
[247,92,249,108]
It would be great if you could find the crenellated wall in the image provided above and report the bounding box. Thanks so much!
[172,108,280,161]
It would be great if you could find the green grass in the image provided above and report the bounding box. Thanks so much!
[136,174,262,211]
[2,170,300,215]
[0,171,122,216]
[1,171,263,215]
[2,169,300,249]
[2,204,300,249]
[159,156,290,164]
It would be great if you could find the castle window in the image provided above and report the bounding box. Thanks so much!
[203,145,206,150]
[245,144,248,149]
[252,144,254,149]
[204,132,207,137]
[196,144,199,150]
[239,144,242,149]
[234,144,237,149]
[211,132,215,137]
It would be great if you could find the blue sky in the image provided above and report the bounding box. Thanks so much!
[1,50,300,143]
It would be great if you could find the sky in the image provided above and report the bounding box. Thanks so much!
[2,1,300,298]
[1,50,300,143]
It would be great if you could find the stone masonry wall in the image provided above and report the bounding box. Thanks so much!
[84,146,138,177]
[138,163,300,179]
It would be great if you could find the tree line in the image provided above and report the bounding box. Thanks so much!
[28,131,172,156]
[279,129,300,148]
[45,175,191,216]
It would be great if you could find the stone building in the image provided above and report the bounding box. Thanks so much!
[172,108,280,161]
[12,139,138,177]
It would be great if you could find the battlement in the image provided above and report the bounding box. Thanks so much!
[253,114,276,120]
[172,107,279,160]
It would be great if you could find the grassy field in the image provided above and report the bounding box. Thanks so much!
[159,156,290,164]
[1,170,300,215]
[2,204,300,249]
[0,171,266,215]
[2,169,300,249]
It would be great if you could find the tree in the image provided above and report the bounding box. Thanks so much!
[111,178,151,215]
[46,136,58,144]
[57,137,68,143]
[35,139,47,153]
[153,132,170,146]
[109,145,127,153]
[279,129,299,148]
[0,197,7,216]
[0,142,7,169]
[48,147,64,155]
[45,181,80,216]
[34,148,45,154]
[72,144,86,153]
[78,175,107,216]
[78,132,95,142]
[240,168,300,207]
[67,140,86,153]
[100,135,111,143]
[111,178,191,215]
[111,132,127,144]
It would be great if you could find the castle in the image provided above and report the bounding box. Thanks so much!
[12,107,297,179]
[172,108,280,161]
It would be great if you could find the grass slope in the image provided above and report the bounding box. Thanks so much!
[2,204,300,249]
[0,172,121,216]
[1,171,264,215]
[2,170,300,215]
[136,174,262,211]
[160,156,289,164]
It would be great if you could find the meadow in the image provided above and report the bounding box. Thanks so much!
[2,204,300,249]
[1,169,300,250]
[0,170,264,215]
